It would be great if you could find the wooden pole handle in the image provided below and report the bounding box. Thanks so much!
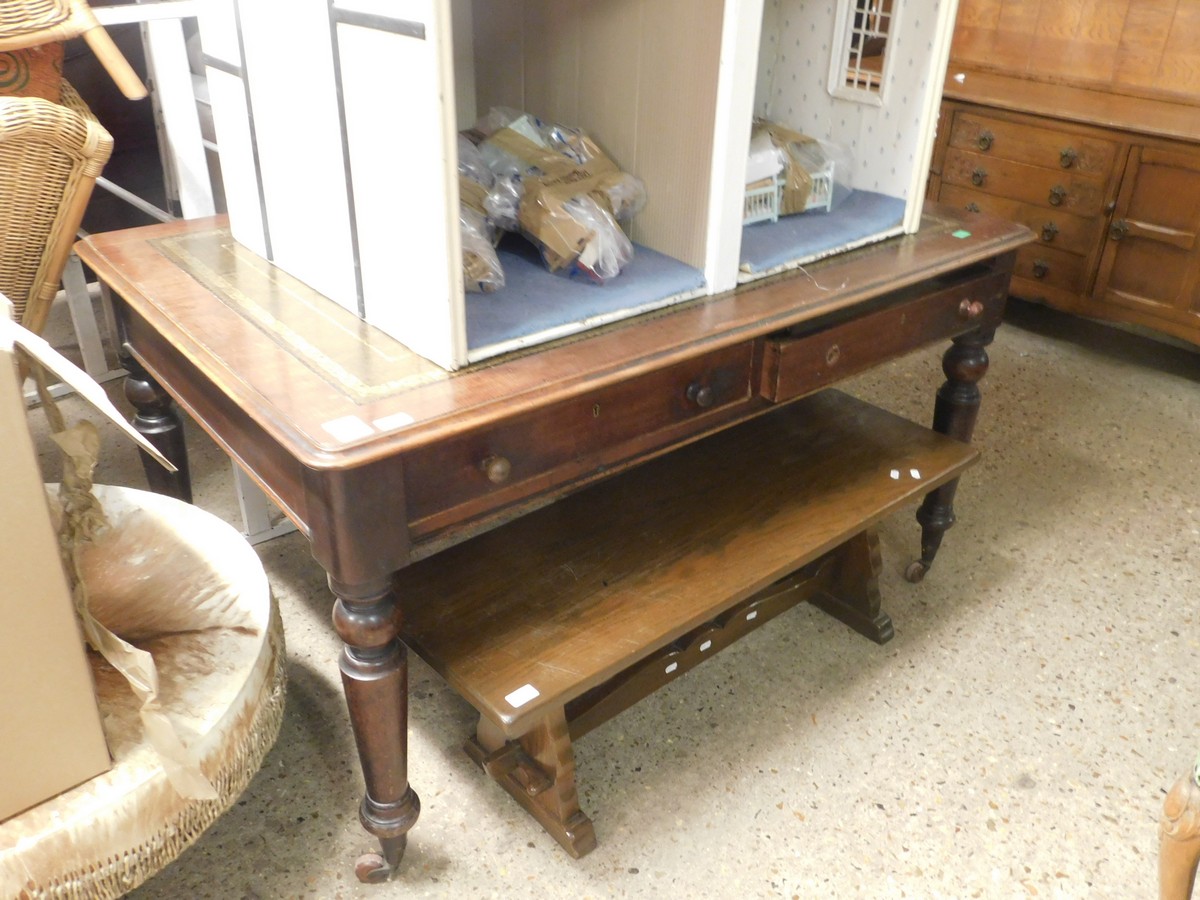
[82,25,148,100]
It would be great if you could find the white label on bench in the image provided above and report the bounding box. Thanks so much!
[322,415,373,442]
[746,610,758,621]
[700,640,712,652]
[890,469,901,480]
[373,411,416,431]
[910,468,922,479]
[665,662,678,674]
[505,683,540,708]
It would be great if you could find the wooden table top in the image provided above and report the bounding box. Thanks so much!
[76,207,1030,469]
[943,66,1200,144]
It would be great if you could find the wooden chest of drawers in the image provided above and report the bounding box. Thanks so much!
[933,104,1123,313]
[929,68,1200,347]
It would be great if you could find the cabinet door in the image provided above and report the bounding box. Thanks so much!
[1093,144,1200,342]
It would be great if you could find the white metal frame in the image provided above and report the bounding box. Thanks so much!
[42,1,294,545]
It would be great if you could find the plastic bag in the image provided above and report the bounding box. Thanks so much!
[475,108,647,283]
[461,206,505,293]
[458,136,505,292]
[477,140,525,233]
[749,119,855,217]
[560,196,634,284]
[600,172,647,222]
[458,134,495,194]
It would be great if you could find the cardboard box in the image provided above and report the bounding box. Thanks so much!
[0,299,175,822]
[0,303,111,822]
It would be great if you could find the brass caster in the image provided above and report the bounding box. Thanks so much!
[355,852,392,884]
[904,560,928,583]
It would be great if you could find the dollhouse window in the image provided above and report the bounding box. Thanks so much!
[829,0,895,105]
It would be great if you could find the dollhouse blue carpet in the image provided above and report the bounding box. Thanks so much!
[739,189,907,274]
[465,237,706,355]
[465,189,906,356]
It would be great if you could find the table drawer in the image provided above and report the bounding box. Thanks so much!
[1014,244,1088,294]
[943,148,1108,217]
[760,270,1010,403]
[949,111,1118,177]
[939,185,1102,258]
[405,342,757,535]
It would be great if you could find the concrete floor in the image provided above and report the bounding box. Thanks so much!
[28,298,1200,899]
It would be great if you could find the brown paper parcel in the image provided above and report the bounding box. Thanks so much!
[754,121,817,216]
[485,127,628,272]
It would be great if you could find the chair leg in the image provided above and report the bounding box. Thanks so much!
[1160,768,1200,900]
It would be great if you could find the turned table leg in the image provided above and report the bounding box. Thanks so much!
[906,327,994,583]
[119,344,192,502]
[330,574,421,883]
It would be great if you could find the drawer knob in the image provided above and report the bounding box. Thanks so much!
[957,298,984,320]
[1109,219,1129,241]
[685,382,714,409]
[480,455,512,484]
[1032,260,1049,280]
[965,202,980,213]
[977,131,994,152]
[1059,147,1077,169]
[971,167,987,187]
[1041,222,1059,243]
[1048,185,1067,206]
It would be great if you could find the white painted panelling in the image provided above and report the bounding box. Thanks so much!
[707,0,765,293]
[337,2,466,370]
[145,17,216,218]
[204,68,266,256]
[902,0,960,232]
[196,0,240,66]
[450,0,478,130]
[237,0,358,315]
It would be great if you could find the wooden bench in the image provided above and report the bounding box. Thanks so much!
[397,388,979,856]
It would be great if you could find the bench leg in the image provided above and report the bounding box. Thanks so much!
[466,710,597,858]
[808,529,894,644]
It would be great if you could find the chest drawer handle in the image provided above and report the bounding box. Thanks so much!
[1032,260,1049,280]
[686,382,715,409]
[957,299,984,320]
[1048,185,1067,206]
[971,167,987,187]
[1059,147,1077,169]
[977,131,993,151]
[480,455,512,484]
[1109,220,1129,241]
[965,202,980,213]
[1041,222,1059,242]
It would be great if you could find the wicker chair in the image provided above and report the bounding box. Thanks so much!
[0,80,112,335]
[0,0,146,98]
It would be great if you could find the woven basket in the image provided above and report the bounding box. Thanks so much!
[0,79,112,334]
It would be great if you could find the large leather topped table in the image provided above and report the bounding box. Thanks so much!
[75,206,1031,880]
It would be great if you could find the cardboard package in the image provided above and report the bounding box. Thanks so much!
[0,297,176,822]
[0,306,110,822]
[482,124,642,282]
[752,120,817,216]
